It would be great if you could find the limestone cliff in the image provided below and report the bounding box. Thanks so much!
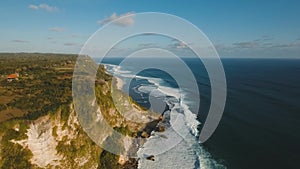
[0,54,159,169]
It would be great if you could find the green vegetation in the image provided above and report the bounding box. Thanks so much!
[0,104,6,112]
[114,126,135,137]
[56,130,102,168]
[0,119,34,169]
[0,53,76,122]
[129,96,148,111]
[0,53,153,169]
[98,150,121,169]
[52,126,58,137]
[0,142,34,169]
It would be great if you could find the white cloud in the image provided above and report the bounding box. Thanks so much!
[28,4,39,10]
[64,43,78,46]
[49,27,65,32]
[232,41,260,48]
[97,12,135,27]
[28,4,58,12]
[168,41,191,49]
[12,40,29,43]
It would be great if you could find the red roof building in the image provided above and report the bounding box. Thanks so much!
[7,73,19,82]
[7,73,18,79]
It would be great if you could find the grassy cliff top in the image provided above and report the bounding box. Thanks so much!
[0,53,79,122]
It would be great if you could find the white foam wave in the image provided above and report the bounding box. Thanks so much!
[136,79,199,136]
[103,63,225,169]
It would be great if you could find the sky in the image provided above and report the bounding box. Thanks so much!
[0,0,300,58]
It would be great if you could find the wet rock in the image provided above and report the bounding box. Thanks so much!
[155,124,165,132]
[146,155,155,161]
[141,131,149,138]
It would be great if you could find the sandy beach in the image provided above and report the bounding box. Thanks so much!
[116,77,124,90]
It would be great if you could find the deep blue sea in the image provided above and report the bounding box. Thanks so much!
[100,57,300,169]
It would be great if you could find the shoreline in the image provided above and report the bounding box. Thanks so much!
[115,76,124,90]
[109,74,164,168]
[107,67,169,168]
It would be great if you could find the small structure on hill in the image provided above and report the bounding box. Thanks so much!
[7,73,19,82]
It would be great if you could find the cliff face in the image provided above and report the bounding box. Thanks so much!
[0,90,103,168]
[9,104,101,169]
[0,54,158,169]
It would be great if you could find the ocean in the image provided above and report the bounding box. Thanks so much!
[100,58,300,169]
